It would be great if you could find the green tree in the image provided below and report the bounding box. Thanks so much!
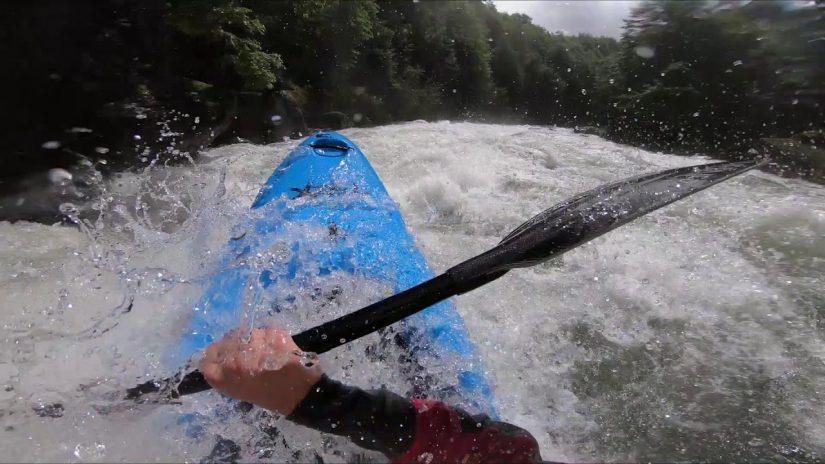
[609,0,775,151]
[167,0,282,90]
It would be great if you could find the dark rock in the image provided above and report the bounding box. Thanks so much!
[32,402,64,418]
[235,401,254,413]
[318,111,351,130]
[215,90,308,145]
[201,435,242,464]
[794,130,825,147]
[761,137,825,182]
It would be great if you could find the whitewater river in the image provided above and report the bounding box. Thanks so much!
[1,122,823,462]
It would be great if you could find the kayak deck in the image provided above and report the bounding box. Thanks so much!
[174,131,496,415]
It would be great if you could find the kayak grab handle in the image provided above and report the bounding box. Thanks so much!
[309,135,351,155]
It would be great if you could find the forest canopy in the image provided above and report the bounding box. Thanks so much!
[1,0,823,196]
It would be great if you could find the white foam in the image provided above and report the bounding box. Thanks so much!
[1,122,824,461]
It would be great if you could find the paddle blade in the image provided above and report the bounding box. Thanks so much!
[448,159,763,286]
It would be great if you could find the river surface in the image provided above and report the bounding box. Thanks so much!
[1,122,823,462]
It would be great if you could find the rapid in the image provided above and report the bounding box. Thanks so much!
[1,121,823,462]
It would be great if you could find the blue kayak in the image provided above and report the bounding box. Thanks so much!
[173,131,496,417]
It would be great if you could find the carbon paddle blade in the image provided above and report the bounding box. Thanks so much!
[125,158,763,402]
[447,159,764,287]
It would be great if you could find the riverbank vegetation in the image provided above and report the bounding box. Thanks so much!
[2,0,823,203]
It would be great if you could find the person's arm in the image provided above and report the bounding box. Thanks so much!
[396,399,542,463]
[200,327,543,463]
[287,374,416,458]
[289,376,542,463]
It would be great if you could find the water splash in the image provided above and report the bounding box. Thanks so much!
[1,122,823,461]
[239,275,262,344]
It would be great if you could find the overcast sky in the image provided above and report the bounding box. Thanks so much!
[492,1,640,38]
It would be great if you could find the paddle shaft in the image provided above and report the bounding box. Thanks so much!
[169,268,513,397]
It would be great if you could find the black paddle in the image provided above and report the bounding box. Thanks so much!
[125,158,763,402]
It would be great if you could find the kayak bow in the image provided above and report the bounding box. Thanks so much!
[164,131,497,413]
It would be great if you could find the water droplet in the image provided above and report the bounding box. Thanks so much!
[299,351,318,367]
[42,141,61,149]
[74,442,106,460]
[339,338,346,344]
[57,288,71,312]
[47,168,73,186]
[353,113,363,123]
[270,114,283,125]
[580,89,587,95]
[417,452,434,464]
[94,146,110,154]
[262,352,290,371]
[634,46,655,59]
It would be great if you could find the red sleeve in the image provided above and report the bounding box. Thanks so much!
[393,399,542,464]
